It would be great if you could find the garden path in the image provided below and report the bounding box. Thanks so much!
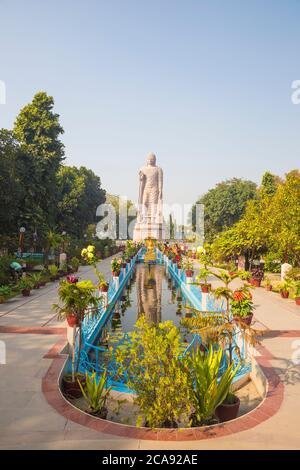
[1,259,300,449]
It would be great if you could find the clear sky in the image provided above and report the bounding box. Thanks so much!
[0,0,300,207]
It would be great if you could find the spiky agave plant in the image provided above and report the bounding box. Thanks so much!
[185,344,239,425]
[78,371,111,416]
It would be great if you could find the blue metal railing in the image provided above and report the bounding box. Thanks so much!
[75,247,251,390]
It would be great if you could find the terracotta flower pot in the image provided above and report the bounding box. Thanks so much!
[62,375,86,399]
[66,314,79,327]
[280,290,289,299]
[185,270,194,277]
[22,289,31,297]
[89,406,108,419]
[265,285,273,291]
[251,279,261,287]
[99,285,109,293]
[233,314,253,326]
[112,271,120,277]
[201,284,211,293]
[215,396,240,422]
[295,297,300,306]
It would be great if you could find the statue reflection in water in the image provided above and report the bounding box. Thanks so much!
[136,264,162,323]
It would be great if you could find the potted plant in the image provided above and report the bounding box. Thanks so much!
[231,287,254,325]
[98,277,109,293]
[215,391,241,423]
[196,268,211,292]
[18,276,33,297]
[31,272,43,289]
[182,293,259,422]
[39,270,49,287]
[78,371,111,418]
[186,345,239,426]
[182,257,194,277]
[264,276,273,291]
[111,258,121,277]
[48,264,58,281]
[238,270,251,284]
[71,257,80,272]
[278,280,292,299]
[293,281,300,306]
[52,276,99,397]
[0,285,12,303]
[250,268,264,287]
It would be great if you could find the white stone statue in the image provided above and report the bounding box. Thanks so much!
[133,153,165,240]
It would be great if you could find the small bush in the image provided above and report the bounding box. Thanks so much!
[0,255,14,285]
[264,253,281,273]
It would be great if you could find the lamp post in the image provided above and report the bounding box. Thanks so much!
[61,231,66,252]
[19,227,26,257]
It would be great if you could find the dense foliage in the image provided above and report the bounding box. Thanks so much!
[191,178,257,243]
[211,170,300,266]
[0,91,106,250]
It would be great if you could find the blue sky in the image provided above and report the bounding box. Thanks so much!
[0,0,300,206]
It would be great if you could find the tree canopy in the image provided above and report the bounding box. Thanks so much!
[0,91,106,251]
[192,178,257,243]
[212,170,300,266]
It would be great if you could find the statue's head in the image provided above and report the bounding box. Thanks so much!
[147,153,156,166]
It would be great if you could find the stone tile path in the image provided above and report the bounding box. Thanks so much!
[1,257,300,449]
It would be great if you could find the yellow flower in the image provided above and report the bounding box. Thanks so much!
[87,252,94,260]
[81,248,87,256]
[87,245,95,253]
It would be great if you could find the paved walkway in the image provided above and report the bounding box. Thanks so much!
[1,260,300,449]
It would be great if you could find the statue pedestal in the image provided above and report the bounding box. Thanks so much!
[133,222,165,241]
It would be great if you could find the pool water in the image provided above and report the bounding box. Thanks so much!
[92,263,193,350]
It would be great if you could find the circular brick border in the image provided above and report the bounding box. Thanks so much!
[42,341,284,441]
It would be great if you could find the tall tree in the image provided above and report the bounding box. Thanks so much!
[192,178,257,243]
[56,166,106,238]
[0,129,22,234]
[13,91,65,230]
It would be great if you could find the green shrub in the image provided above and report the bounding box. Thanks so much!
[115,316,193,428]
[71,257,80,271]
[187,345,239,426]
[78,371,111,415]
[285,267,300,282]
[0,255,14,285]
[263,252,281,273]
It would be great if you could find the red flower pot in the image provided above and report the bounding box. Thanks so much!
[280,290,289,299]
[99,285,109,293]
[66,315,79,327]
[215,397,240,422]
[22,289,31,297]
[265,285,273,291]
[295,297,300,306]
[233,314,253,326]
[185,270,194,277]
[201,284,211,293]
[112,271,120,277]
[251,279,261,287]
[62,375,86,399]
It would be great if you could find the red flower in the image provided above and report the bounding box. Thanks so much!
[66,275,78,284]
[233,290,245,301]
